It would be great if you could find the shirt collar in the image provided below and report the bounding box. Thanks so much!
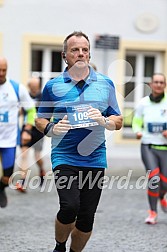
[62,66,97,84]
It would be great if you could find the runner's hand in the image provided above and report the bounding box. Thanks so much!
[52,115,71,135]
[162,130,167,138]
[87,107,104,125]
[136,132,142,139]
[21,131,32,145]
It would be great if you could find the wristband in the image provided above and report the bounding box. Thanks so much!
[44,122,55,137]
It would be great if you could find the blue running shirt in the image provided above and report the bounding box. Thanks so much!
[38,67,121,169]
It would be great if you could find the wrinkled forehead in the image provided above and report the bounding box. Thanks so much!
[67,36,90,49]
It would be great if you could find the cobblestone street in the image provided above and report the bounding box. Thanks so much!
[1,174,167,252]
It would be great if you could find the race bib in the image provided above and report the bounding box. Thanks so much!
[0,112,9,123]
[66,104,98,129]
[148,122,167,133]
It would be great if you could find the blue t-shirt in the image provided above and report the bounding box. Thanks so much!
[38,67,121,169]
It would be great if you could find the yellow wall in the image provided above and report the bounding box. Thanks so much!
[0,33,2,54]
[0,0,4,6]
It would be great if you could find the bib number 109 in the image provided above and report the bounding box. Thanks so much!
[66,103,98,128]
[73,111,89,122]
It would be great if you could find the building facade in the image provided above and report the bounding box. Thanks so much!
[1,0,167,169]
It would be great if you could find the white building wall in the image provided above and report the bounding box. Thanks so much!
[1,0,167,171]
[0,0,167,80]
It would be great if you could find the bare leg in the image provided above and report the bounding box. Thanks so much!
[34,150,45,177]
[70,227,92,252]
[20,146,29,175]
[55,219,75,242]
[17,146,29,191]
[34,150,44,173]
[34,150,45,186]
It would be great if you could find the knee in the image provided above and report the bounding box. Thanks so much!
[57,201,80,224]
[76,213,95,232]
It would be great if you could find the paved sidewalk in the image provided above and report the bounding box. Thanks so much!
[1,176,167,252]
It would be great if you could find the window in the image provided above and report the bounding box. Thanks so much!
[123,51,163,138]
[30,45,63,88]
[51,51,62,72]
[144,56,155,77]
[31,50,43,72]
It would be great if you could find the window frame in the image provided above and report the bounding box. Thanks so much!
[123,51,163,138]
[115,40,167,143]
[30,44,63,88]
[21,34,65,85]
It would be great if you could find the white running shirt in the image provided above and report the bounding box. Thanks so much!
[0,78,34,147]
[133,94,167,145]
